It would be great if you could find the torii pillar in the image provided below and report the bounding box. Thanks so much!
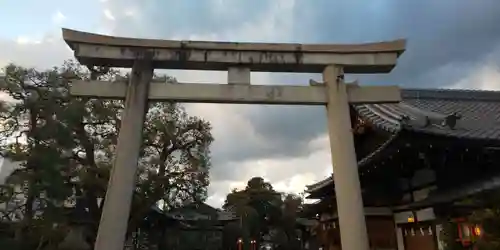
[324,65,369,250]
[62,28,406,250]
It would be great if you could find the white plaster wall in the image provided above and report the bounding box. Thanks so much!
[413,188,429,202]
[413,185,437,202]
[416,208,435,221]
[396,227,405,250]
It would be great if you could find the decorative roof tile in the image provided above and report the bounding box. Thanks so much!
[358,88,500,140]
[306,88,500,193]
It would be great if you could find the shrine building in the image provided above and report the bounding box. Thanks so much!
[303,88,500,250]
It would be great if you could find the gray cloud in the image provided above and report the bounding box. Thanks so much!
[142,1,500,183]
[244,106,326,156]
[240,0,500,165]
[292,1,500,87]
[108,0,275,40]
[3,0,500,206]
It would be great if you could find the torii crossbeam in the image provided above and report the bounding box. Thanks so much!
[62,28,406,250]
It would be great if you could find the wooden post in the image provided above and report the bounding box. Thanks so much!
[93,59,153,250]
[323,65,370,250]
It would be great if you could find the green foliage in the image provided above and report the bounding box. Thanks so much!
[0,61,213,249]
[222,177,303,250]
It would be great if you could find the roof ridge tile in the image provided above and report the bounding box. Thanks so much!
[402,88,500,102]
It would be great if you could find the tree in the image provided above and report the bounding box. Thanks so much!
[0,61,213,249]
[279,194,303,249]
[222,177,303,250]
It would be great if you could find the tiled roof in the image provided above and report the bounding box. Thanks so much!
[356,88,500,140]
[306,88,500,193]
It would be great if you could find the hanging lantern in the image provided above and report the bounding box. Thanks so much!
[459,222,472,245]
[462,224,471,238]
[454,219,483,247]
[473,225,482,237]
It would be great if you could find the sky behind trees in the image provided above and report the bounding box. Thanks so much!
[1,0,500,207]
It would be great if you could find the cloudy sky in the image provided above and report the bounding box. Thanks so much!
[1,0,500,207]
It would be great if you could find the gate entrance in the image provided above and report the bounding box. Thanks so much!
[62,28,406,250]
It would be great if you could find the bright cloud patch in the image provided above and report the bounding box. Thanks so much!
[52,10,66,24]
[448,45,500,91]
[2,0,500,208]
[103,9,115,21]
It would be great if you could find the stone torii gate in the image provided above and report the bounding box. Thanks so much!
[62,28,406,250]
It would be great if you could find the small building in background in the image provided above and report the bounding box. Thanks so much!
[130,202,238,250]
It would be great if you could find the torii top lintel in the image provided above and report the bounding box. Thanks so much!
[62,28,406,74]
